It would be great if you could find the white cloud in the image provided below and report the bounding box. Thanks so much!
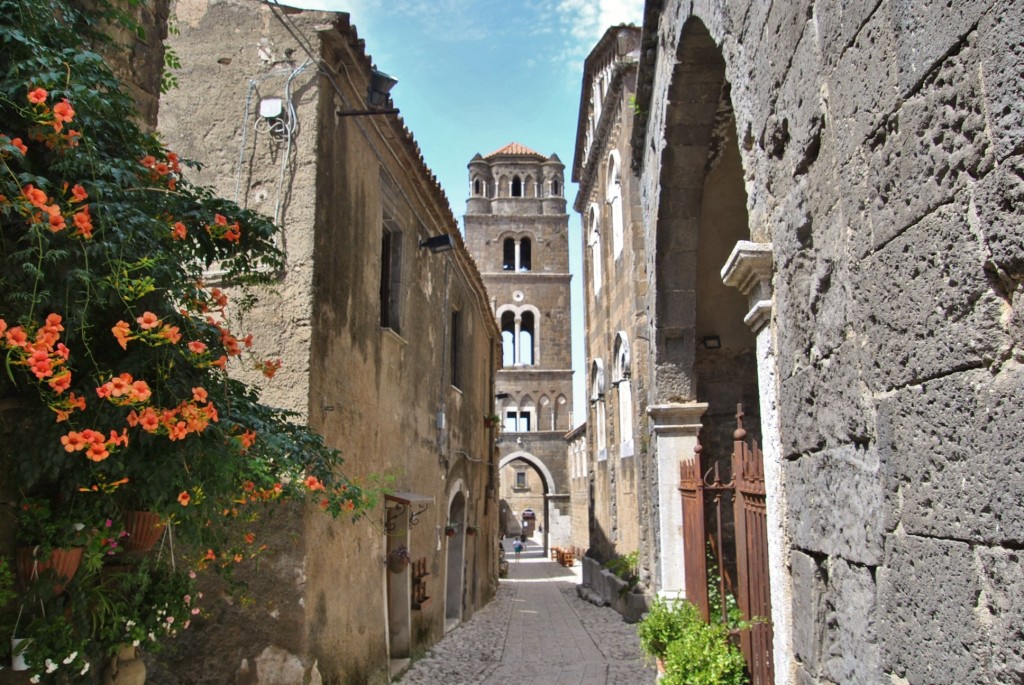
[550,0,644,74]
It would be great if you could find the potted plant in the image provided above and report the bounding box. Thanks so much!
[465,525,478,536]
[444,525,457,538]
[13,497,97,593]
[637,597,748,684]
[637,596,687,673]
[483,413,500,428]
[387,545,411,574]
[660,603,747,685]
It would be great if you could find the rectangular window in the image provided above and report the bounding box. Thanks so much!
[515,471,527,489]
[379,228,402,331]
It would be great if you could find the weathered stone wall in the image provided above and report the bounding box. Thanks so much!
[635,0,1023,682]
[571,27,655,580]
[158,3,499,683]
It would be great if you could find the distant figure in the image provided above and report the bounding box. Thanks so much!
[512,538,523,562]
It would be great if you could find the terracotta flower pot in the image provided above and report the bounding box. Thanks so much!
[16,546,84,593]
[103,643,146,685]
[445,527,457,538]
[123,510,166,552]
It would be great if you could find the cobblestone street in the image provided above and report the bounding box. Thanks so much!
[395,539,652,685]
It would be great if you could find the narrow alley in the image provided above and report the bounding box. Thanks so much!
[395,539,651,685]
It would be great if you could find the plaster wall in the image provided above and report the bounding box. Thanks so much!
[635,0,1024,682]
[157,4,499,683]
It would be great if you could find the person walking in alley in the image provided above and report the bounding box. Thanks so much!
[512,538,523,562]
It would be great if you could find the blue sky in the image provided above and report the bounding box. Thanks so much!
[277,0,645,423]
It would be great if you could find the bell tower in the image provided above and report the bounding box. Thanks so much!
[463,142,573,550]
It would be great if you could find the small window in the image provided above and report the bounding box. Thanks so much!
[473,179,482,196]
[511,175,522,197]
[515,471,527,488]
[379,229,401,331]
[450,309,461,389]
[551,179,561,196]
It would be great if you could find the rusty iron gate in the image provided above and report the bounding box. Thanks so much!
[679,405,775,684]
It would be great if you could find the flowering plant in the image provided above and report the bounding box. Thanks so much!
[0,0,375,680]
[92,559,199,651]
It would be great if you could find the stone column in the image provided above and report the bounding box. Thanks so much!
[721,240,792,685]
[647,402,707,597]
[514,239,521,271]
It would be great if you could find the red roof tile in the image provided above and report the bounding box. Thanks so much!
[484,142,545,159]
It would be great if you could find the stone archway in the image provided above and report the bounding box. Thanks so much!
[498,451,563,552]
[645,14,786,684]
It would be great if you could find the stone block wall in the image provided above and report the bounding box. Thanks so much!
[635,0,1023,682]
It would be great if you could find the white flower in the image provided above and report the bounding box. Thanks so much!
[29,675,40,683]
[148,631,156,642]
[132,639,140,647]
[63,651,78,664]
[80,662,90,676]
[126,619,136,628]
[44,659,58,673]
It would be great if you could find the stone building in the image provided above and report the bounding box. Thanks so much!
[463,144,574,551]
[629,0,1024,683]
[156,2,500,683]
[569,25,657,584]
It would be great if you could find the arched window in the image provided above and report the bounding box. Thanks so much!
[519,311,535,365]
[607,152,624,258]
[502,236,532,271]
[511,175,523,197]
[520,238,532,271]
[613,333,634,457]
[551,179,561,196]
[589,205,602,295]
[503,238,515,270]
[473,178,482,196]
[500,311,516,367]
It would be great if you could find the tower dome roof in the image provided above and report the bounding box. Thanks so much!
[483,142,546,159]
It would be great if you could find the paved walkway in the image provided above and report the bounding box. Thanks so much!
[395,538,652,685]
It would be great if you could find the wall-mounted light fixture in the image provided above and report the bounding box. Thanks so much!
[701,335,721,349]
[420,234,455,253]
[258,96,283,119]
[336,68,400,117]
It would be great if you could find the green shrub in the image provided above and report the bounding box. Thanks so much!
[660,607,747,685]
[637,597,748,685]
[636,595,689,660]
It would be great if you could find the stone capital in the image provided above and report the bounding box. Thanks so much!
[721,241,774,333]
[647,402,708,435]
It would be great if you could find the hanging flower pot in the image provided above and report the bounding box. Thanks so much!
[16,546,84,594]
[444,526,457,538]
[123,510,166,552]
[11,637,30,671]
[387,545,411,574]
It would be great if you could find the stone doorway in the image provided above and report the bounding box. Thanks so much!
[444,489,467,631]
